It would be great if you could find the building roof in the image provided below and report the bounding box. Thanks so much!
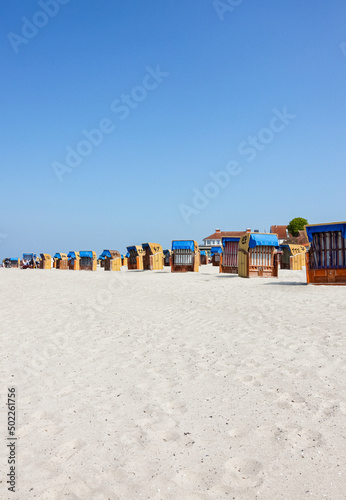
[204,230,247,240]
[270,225,288,239]
[283,230,309,246]
[295,230,309,245]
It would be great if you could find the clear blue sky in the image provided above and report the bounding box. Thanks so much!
[1,0,346,259]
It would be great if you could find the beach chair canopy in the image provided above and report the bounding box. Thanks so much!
[126,245,145,255]
[79,251,96,259]
[200,251,206,256]
[125,252,130,258]
[103,250,120,259]
[23,253,36,260]
[40,254,51,260]
[248,234,279,248]
[305,222,346,242]
[54,253,67,259]
[67,251,79,260]
[99,250,107,259]
[172,240,195,251]
[211,246,223,255]
[163,249,172,256]
[99,250,120,259]
[142,243,163,254]
[10,257,19,261]
[222,237,240,245]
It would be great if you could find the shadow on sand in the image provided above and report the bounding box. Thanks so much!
[264,281,307,286]
[213,274,238,278]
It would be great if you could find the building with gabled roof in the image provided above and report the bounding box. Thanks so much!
[203,228,248,247]
[270,225,288,244]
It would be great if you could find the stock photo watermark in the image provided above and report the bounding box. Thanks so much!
[340,42,346,58]
[179,161,242,224]
[237,107,296,161]
[213,0,244,22]
[179,107,296,224]
[7,0,71,54]
[52,65,169,182]
[7,388,17,493]
[0,233,9,244]
[110,66,168,119]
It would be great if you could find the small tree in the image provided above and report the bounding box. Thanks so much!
[287,217,308,237]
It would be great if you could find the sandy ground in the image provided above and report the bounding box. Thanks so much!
[0,265,345,500]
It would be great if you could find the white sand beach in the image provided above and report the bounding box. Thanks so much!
[1,266,345,499]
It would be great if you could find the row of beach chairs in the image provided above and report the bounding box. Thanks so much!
[3,222,346,285]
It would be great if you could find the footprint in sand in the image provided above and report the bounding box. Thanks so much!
[68,480,94,499]
[234,373,277,400]
[255,424,323,452]
[36,487,63,500]
[173,469,207,490]
[19,411,63,438]
[222,458,264,489]
[51,438,85,463]
[162,400,188,415]
[227,427,249,438]
[340,402,346,414]
[56,385,76,397]
[120,429,148,447]
[315,401,342,421]
[275,391,307,410]
[288,428,323,450]
[183,494,208,500]
[136,413,180,442]
[155,428,181,442]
